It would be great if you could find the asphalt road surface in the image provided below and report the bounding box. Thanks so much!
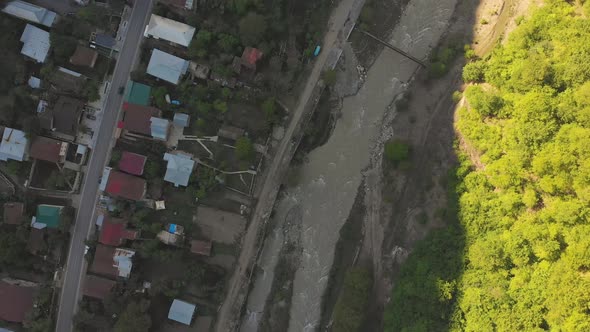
[54,1,154,331]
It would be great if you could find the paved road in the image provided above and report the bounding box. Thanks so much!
[54,1,154,331]
[214,0,363,330]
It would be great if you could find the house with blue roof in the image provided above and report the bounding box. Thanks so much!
[168,299,196,325]
[146,49,189,85]
[2,1,57,27]
[20,24,50,63]
[150,117,170,141]
[163,152,195,187]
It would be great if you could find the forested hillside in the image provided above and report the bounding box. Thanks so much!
[384,0,590,330]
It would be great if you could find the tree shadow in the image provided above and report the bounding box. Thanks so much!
[372,0,489,330]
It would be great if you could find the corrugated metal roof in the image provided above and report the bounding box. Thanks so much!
[20,24,50,63]
[125,81,151,106]
[150,117,170,140]
[146,49,189,85]
[173,113,190,127]
[28,76,41,88]
[0,128,28,162]
[145,14,195,47]
[163,152,195,187]
[168,299,196,325]
[2,1,56,27]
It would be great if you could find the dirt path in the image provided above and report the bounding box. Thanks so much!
[213,0,365,330]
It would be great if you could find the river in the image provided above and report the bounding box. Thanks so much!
[241,0,457,330]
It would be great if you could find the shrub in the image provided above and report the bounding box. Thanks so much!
[384,140,410,165]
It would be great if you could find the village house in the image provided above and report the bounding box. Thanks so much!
[168,299,196,325]
[90,245,136,279]
[70,45,99,68]
[125,81,151,106]
[98,216,139,246]
[83,275,116,300]
[2,0,57,27]
[146,49,189,85]
[29,136,68,163]
[20,24,50,63]
[118,151,147,176]
[163,152,195,187]
[144,14,195,48]
[121,103,170,140]
[31,204,63,229]
[0,128,28,162]
[39,96,84,141]
[102,169,147,201]
[3,202,24,225]
[48,67,86,94]
[0,280,36,323]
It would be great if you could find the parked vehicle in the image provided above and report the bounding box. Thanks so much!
[86,114,96,120]
[118,86,125,95]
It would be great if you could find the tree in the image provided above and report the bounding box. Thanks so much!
[22,116,40,139]
[114,300,151,332]
[235,137,255,162]
[49,33,77,63]
[238,12,267,45]
[322,69,337,86]
[217,33,240,53]
[213,100,228,114]
[110,150,122,165]
[462,60,487,83]
[332,268,373,332]
[145,160,160,179]
[189,29,213,59]
[384,140,409,165]
[82,80,100,102]
[261,97,276,123]
[152,86,168,109]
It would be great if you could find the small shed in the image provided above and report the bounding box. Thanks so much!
[168,299,196,325]
[173,113,190,127]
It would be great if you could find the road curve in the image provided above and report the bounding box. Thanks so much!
[54,2,154,331]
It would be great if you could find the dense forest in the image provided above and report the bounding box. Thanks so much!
[384,0,590,331]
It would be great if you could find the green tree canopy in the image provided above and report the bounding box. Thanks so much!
[385,1,590,331]
[114,300,151,332]
[238,12,267,45]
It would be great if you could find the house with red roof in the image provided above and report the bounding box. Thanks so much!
[241,47,263,70]
[29,136,68,163]
[99,216,139,246]
[118,151,147,176]
[0,281,36,323]
[105,170,146,201]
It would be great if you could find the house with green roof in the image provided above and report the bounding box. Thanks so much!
[33,204,63,229]
[125,81,151,106]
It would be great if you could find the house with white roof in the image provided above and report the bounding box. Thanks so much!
[20,24,50,63]
[144,14,195,47]
[0,128,28,162]
[2,0,57,27]
[163,152,195,187]
[146,49,189,85]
